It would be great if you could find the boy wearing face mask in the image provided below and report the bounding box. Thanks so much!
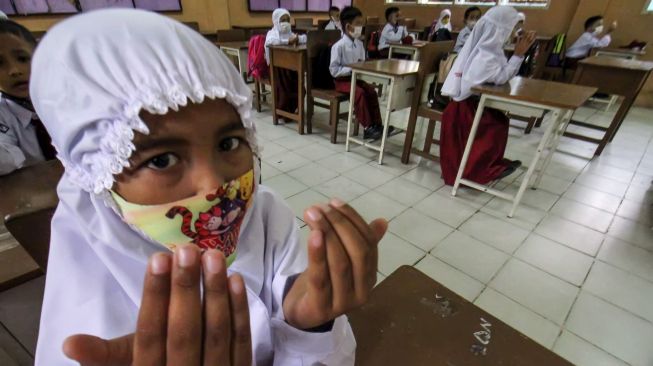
[454,6,482,53]
[566,15,617,60]
[378,7,407,58]
[325,6,342,31]
[330,6,390,141]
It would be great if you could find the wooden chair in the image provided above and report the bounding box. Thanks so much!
[183,22,200,32]
[5,206,56,271]
[401,41,454,164]
[295,18,315,31]
[306,30,355,144]
[317,19,330,30]
[401,18,416,29]
[366,16,379,25]
[217,29,247,42]
[254,77,272,113]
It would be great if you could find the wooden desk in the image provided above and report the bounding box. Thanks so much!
[348,266,572,366]
[591,47,646,60]
[388,40,428,60]
[0,160,63,290]
[269,44,308,134]
[345,59,419,164]
[453,77,596,217]
[568,56,653,156]
[216,41,249,81]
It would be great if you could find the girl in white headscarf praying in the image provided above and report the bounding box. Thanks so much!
[31,9,386,365]
[265,8,307,118]
[439,6,536,186]
[428,9,452,41]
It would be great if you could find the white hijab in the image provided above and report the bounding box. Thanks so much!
[0,11,7,19]
[272,8,291,37]
[441,6,520,101]
[30,8,260,363]
[435,9,452,32]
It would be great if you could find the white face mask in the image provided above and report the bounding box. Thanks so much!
[593,25,604,35]
[349,25,363,39]
[467,20,477,30]
[279,21,291,34]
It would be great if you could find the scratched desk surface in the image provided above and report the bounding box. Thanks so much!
[347,266,572,366]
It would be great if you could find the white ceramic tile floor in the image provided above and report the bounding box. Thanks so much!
[253,105,653,364]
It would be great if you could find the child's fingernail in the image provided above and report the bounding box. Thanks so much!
[151,253,170,275]
[307,208,322,221]
[230,276,243,294]
[178,245,197,268]
[330,198,345,207]
[204,250,223,274]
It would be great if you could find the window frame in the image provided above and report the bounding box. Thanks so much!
[385,0,550,7]
[643,0,653,14]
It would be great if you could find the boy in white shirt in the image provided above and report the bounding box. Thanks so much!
[378,7,407,58]
[566,15,617,60]
[330,6,393,141]
[325,6,342,31]
[453,6,482,53]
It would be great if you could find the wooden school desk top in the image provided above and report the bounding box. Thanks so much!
[0,160,63,222]
[349,59,420,77]
[594,47,647,57]
[472,77,597,110]
[347,266,572,366]
[388,40,429,49]
[269,44,307,53]
[216,41,249,50]
[579,56,653,71]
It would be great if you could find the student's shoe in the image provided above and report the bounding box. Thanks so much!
[497,160,522,180]
[363,126,382,140]
[385,126,396,136]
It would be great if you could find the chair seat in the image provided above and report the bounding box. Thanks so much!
[417,103,445,120]
[312,88,349,101]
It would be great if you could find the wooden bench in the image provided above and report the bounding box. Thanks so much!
[401,41,454,164]
[306,30,355,143]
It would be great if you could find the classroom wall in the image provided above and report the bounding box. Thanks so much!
[224,0,332,29]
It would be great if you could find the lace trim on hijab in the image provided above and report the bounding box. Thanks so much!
[64,85,259,194]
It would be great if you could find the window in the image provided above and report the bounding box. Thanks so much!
[454,0,496,5]
[386,0,549,6]
[248,0,353,12]
[644,0,653,13]
[502,0,548,7]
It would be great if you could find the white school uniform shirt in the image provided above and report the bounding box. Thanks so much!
[453,26,472,53]
[0,95,46,175]
[566,31,612,58]
[442,6,523,102]
[325,18,342,31]
[29,9,355,365]
[378,23,408,51]
[330,35,366,78]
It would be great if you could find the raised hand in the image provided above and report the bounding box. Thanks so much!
[63,246,252,366]
[514,30,537,57]
[283,198,387,330]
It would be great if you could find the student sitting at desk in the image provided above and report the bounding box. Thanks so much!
[330,6,393,141]
[427,9,452,42]
[566,15,618,65]
[265,8,307,117]
[325,6,342,32]
[0,20,56,176]
[453,6,482,53]
[440,6,536,186]
[32,9,386,365]
[378,7,407,59]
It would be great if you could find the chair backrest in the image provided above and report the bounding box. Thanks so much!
[217,29,247,42]
[295,18,314,30]
[408,41,454,114]
[366,16,379,25]
[317,19,330,30]
[183,22,200,32]
[306,30,342,90]
[401,18,416,29]
[5,206,56,271]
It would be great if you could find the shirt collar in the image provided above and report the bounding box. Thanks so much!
[1,95,36,128]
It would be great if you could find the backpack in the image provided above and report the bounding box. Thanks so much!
[367,31,381,59]
[312,43,335,90]
[248,35,268,80]
[546,33,566,67]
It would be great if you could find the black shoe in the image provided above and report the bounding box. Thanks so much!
[509,160,522,169]
[497,166,517,180]
[363,127,381,140]
[385,126,396,136]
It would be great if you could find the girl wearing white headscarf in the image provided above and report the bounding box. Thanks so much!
[265,8,306,117]
[29,9,376,365]
[428,9,452,40]
[439,6,534,186]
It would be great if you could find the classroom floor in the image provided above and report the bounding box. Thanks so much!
[254,98,653,366]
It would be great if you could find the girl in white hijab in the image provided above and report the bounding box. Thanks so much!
[439,6,536,186]
[264,8,307,118]
[428,9,452,40]
[31,8,385,365]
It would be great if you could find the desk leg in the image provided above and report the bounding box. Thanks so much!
[378,76,395,165]
[298,63,306,135]
[413,49,420,61]
[401,110,419,164]
[452,95,487,196]
[531,109,572,189]
[345,71,358,152]
[270,64,279,126]
[388,47,393,59]
[608,96,635,143]
[594,95,633,155]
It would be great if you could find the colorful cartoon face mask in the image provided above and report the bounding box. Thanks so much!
[111,170,255,265]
